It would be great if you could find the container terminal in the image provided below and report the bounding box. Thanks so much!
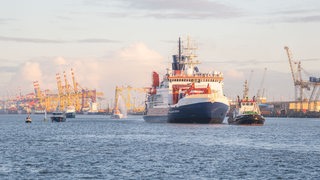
[0,69,146,115]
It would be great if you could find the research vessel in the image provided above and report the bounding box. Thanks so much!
[143,37,229,123]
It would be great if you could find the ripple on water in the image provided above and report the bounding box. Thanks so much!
[0,115,319,179]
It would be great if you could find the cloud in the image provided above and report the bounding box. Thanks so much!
[0,36,66,43]
[19,62,43,82]
[4,42,165,99]
[126,0,235,13]
[77,38,121,43]
[0,66,19,73]
[96,0,242,19]
[281,15,320,23]
[0,18,15,24]
[0,36,121,44]
[262,8,320,23]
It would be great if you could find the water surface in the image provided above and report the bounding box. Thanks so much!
[0,114,319,179]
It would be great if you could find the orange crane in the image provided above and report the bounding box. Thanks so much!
[112,86,148,114]
[33,81,45,109]
[55,73,66,110]
[71,68,81,112]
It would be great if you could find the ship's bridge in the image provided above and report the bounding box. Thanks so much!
[168,72,223,83]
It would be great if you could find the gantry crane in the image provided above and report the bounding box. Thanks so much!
[71,68,81,112]
[284,46,310,102]
[256,68,267,103]
[111,86,148,114]
[55,73,65,110]
[33,81,45,109]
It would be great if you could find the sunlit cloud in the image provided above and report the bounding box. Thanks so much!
[3,42,165,98]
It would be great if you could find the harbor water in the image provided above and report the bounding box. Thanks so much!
[0,114,319,179]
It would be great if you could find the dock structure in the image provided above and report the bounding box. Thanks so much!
[259,101,320,118]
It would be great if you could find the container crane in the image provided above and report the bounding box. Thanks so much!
[284,46,310,102]
[71,68,81,112]
[33,81,45,109]
[256,68,267,103]
[56,73,65,110]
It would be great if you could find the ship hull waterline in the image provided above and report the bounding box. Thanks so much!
[228,114,265,125]
[168,102,229,124]
[144,102,229,124]
[65,112,76,118]
[143,115,168,123]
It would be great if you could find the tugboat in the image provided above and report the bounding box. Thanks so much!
[143,36,229,123]
[51,111,66,122]
[25,114,32,123]
[228,80,265,125]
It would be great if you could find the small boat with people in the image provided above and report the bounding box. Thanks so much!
[228,80,265,125]
[25,114,32,123]
[51,111,66,122]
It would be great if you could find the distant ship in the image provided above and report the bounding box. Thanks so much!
[143,37,229,123]
[228,80,265,125]
[110,109,125,119]
[65,105,76,118]
[51,111,66,122]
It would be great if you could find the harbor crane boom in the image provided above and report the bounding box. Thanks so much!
[257,68,267,102]
[284,46,310,101]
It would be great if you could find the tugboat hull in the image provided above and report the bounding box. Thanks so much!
[168,102,229,124]
[228,114,265,125]
[51,117,66,122]
[65,112,76,118]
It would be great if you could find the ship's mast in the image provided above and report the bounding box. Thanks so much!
[178,37,181,62]
[243,80,249,99]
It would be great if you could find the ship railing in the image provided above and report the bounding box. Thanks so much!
[169,73,223,78]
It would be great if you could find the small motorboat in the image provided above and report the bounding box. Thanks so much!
[110,109,125,119]
[25,115,32,123]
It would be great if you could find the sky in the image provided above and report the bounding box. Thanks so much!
[1,0,320,102]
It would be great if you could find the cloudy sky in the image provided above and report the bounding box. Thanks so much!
[1,0,320,101]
